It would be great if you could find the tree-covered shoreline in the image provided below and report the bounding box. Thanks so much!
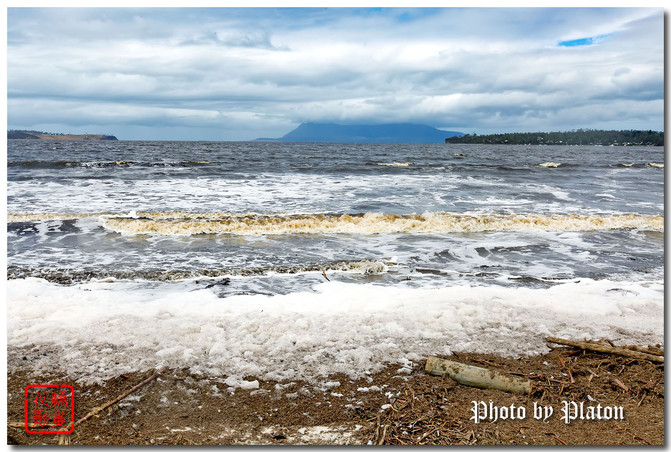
[445,129,663,146]
[8,129,118,140]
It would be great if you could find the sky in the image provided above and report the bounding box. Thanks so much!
[5,6,666,141]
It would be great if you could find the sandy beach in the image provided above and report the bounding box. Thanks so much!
[8,344,663,446]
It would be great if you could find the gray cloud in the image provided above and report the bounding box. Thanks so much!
[7,7,664,140]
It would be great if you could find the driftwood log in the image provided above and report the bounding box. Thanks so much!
[624,344,664,357]
[546,337,664,363]
[425,357,531,394]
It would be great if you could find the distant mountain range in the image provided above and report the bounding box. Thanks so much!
[257,123,463,144]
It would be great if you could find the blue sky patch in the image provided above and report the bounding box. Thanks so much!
[558,33,612,47]
[558,37,594,47]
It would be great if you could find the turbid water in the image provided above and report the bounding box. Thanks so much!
[7,140,664,383]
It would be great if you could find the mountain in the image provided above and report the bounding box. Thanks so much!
[257,123,463,144]
[8,130,118,141]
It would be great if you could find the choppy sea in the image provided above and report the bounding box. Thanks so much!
[7,140,664,383]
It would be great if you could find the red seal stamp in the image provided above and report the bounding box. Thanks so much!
[24,384,75,434]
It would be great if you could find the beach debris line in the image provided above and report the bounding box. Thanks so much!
[365,346,663,446]
[425,357,532,394]
[545,337,664,363]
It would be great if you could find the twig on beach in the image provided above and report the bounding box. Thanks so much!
[557,356,566,368]
[9,368,166,445]
[471,358,502,369]
[373,413,381,444]
[612,378,629,392]
[546,337,664,363]
[545,432,567,445]
[637,394,646,407]
[615,424,652,445]
[8,422,65,429]
[378,424,388,445]
[34,367,169,445]
[74,366,167,428]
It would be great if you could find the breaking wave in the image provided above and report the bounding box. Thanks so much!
[376,162,412,167]
[8,211,663,236]
[7,259,389,284]
[8,160,212,168]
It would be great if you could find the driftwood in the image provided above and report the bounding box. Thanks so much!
[8,422,62,429]
[425,357,531,394]
[73,366,167,428]
[9,367,168,444]
[546,337,664,364]
[625,344,664,357]
[58,367,167,445]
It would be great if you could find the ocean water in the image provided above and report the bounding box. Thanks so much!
[7,140,664,383]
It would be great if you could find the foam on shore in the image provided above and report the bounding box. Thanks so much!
[7,276,663,384]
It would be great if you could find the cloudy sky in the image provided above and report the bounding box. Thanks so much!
[6,7,665,141]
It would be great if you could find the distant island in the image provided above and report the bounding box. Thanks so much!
[445,129,664,146]
[8,130,118,141]
[257,122,464,144]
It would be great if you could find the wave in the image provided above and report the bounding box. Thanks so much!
[497,165,530,171]
[8,160,212,168]
[376,162,412,167]
[8,211,663,236]
[9,159,663,172]
[7,259,389,284]
[8,213,106,222]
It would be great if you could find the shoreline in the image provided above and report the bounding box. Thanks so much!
[8,345,663,445]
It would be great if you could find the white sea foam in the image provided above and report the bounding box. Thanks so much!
[7,277,663,384]
[596,193,617,199]
[8,211,663,236]
[7,173,459,215]
[94,212,663,236]
[8,163,662,217]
